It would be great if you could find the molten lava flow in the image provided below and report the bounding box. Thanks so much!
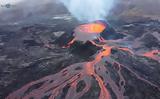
[86,62,110,99]
[143,50,160,61]
[6,23,160,99]
[6,37,134,99]
[98,36,106,42]
[6,21,136,99]
[62,38,76,48]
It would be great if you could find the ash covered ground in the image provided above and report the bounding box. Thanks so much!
[0,1,160,99]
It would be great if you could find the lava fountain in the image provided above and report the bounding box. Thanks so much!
[74,22,106,42]
[6,21,159,99]
[63,21,106,48]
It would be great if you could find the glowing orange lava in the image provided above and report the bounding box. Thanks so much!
[75,23,106,34]
[6,36,133,99]
[62,38,76,48]
[6,24,160,99]
[85,62,110,99]
[143,50,160,61]
[63,23,106,48]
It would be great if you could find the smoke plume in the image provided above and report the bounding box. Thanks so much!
[60,0,115,22]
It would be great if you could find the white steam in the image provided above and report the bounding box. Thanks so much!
[60,0,115,22]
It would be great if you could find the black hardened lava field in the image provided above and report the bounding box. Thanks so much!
[0,0,160,99]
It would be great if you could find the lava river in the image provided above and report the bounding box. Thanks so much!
[6,23,160,99]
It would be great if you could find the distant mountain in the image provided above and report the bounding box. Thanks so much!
[0,0,160,24]
[111,0,160,20]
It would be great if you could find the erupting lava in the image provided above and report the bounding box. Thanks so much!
[6,40,125,99]
[76,23,106,34]
[72,22,106,43]
[6,22,160,99]
[63,22,106,48]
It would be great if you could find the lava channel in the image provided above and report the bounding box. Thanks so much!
[6,22,160,99]
[143,50,160,62]
[6,39,129,99]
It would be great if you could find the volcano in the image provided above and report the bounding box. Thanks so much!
[63,21,125,48]
[0,18,159,99]
[0,0,160,98]
[6,21,133,99]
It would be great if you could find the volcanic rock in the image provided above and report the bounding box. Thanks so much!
[0,18,160,99]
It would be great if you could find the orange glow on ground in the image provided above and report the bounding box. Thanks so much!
[7,38,160,99]
[87,63,110,99]
[143,50,160,61]
[62,38,76,48]
[6,24,160,99]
